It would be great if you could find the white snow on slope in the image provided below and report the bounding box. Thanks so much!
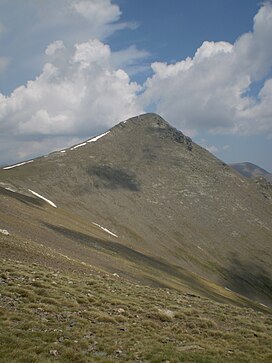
[92,222,118,238]
[87,131,110,143]
[4,187,16,193]
[3,160,34,170]
[64,131,110,151]
[28,189,57,208]
[60,150,66,153]
[70,142,87,150]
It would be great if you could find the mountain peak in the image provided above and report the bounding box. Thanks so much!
[117,113,176,132]
[114,113,193,150]
[1,113,272,307]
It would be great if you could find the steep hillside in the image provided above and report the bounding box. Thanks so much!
[1,113,272,307]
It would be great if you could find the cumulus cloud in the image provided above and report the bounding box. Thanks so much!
[0,0,140,91]
[141,2,272,138]
[0,39,143,164]
[111,45,151,76]
[1,2,272,167]
[29,0,131,43]
[71,0,121,23]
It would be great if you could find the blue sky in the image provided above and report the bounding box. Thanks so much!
[114,1,259,60]
[0,0,271,171]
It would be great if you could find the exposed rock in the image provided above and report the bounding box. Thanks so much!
[185,136,193,151]
[173,130,185,143]
[0,229,9,236]
[254,176,272,201]
[158,308,175,321]
[117,308,125,314]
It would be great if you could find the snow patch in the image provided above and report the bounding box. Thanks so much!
[70,142,87,150]
[92,222,118,237]
[87,131,110,143]
[4,187,16,193]
[28,189,57,208]
[3,160,34,170]
[60,150,66,153]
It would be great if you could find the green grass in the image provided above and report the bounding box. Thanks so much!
[0,258,272,363]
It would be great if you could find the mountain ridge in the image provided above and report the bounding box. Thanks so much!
[1,113,272,308]
[230,162,272,182]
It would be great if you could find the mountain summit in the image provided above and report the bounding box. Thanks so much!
[1,113,272,307]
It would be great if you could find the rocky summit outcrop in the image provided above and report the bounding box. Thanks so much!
[0,113,272,307]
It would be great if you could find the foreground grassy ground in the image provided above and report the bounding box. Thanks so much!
[1,258,272,363]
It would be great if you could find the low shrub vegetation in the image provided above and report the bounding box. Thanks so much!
[0,258,271,362]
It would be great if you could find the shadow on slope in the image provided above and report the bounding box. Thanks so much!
[221,254,272,305]
[44,223,271,311]
[0,186,44,208]
[86,165,140,191]
[44,223,195,284]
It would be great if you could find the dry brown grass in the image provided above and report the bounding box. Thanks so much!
[0,258,272,362]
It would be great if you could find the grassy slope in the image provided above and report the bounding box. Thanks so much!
[0,203,272,362]
[0,186,269,310]
[1,255,272,363]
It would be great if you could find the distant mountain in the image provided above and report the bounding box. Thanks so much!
[1,113,272,308]
[230,162,272,182]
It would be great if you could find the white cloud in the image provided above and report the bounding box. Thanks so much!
[1,2,272,167]
[233,2,272,80]
[31,0,130,42]
[0,0,136,90]
[72,39,111,67]
[111,45,150,76]
[45,40,65,56]
[0,135,81,167]
[72,0,121,23]
[141,2,272,138]
[0,39,143,164]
